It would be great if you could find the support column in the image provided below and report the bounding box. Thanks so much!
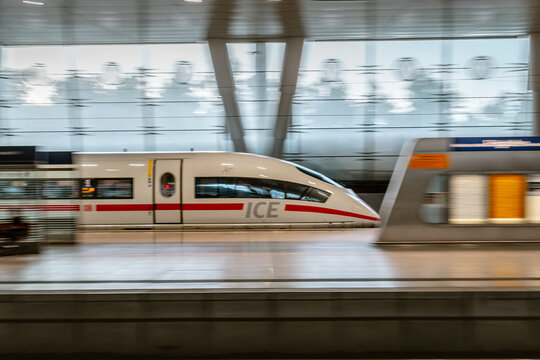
[531,33,540,136]
[255,43,267,118]
[208,39,247,153]
[255,43,267,154]
[271,37,303,158]
[0,47,4,144]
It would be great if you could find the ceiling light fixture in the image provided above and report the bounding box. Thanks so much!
[22,0,45,5]
[184,0,202,3]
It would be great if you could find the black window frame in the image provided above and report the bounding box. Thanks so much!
[301,187,331,203]
[80,178,134,199]
[284,182,309,200]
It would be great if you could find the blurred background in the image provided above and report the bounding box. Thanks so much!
[0,0,537,184]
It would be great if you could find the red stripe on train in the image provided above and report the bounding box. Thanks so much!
[0,205,80,211]
[154,204,181,211]
[284,204,380,221]
[182,203,244,211]
[0,205,41,210]
[96,204,153,211]
[43,205,80,211]
[94,203,244,211]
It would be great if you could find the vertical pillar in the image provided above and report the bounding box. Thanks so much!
[140,46,155,151]
[62,4,83,152]
[208,39,247,153]
[255,42,267,119]
[271,37,304,158]
[531,33,540,136]
[0,47,4,145]
[364,41,376,180]
[255,43,267,154]
[0,48,3,102]
[67,71,84,152]
[440,40,453,137]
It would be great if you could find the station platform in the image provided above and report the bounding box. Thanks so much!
[2,228,540,291]
[2,229,540,358]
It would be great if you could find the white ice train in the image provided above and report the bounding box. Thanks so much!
[75,152,380,228]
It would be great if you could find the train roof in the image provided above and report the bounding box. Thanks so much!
[74,151,343,189]
[74,151,276,161]
[76,151,275,157]
[75,151,259,156]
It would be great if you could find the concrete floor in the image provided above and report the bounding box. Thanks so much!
[1,228,540,292]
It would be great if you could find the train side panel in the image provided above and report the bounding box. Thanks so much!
[77,155,153,225]
[181,154,374,225]
[74,152,379,227]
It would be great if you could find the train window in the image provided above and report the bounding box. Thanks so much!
[160,173,176,197]
[0,180,35,199]
[196,178,236,198]
[234,178,261,198]
[42,179,79,199]
[235,178,285,199]
[196,178,217,197]
[195,177,328,203]
[81,179,97,199]
[217,178,237,198]
[301,188,331,203]
[196,178,285,199]
[95,178,133,199]
[267,180,286,199]
[285,182,309,200]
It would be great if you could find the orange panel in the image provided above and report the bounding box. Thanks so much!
[489,174,525,219]
[409,154,450,169]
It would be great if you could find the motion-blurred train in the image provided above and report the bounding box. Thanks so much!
[0,152,380,229]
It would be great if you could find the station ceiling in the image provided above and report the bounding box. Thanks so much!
[0,0,538,45]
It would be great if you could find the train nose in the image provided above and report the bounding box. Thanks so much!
[346,190,381,227]
[355,205,381,227]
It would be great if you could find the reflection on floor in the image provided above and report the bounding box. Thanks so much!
[1,228,540,292]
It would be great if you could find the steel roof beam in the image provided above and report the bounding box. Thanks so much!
[271,37,303,159]
[531,33,540,136]
[208,38,247,153]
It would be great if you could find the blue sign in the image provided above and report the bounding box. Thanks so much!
[450,137,540,151]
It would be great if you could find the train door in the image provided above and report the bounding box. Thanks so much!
[153,160,182,223]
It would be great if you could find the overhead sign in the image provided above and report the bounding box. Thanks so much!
[450,137,540,151]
